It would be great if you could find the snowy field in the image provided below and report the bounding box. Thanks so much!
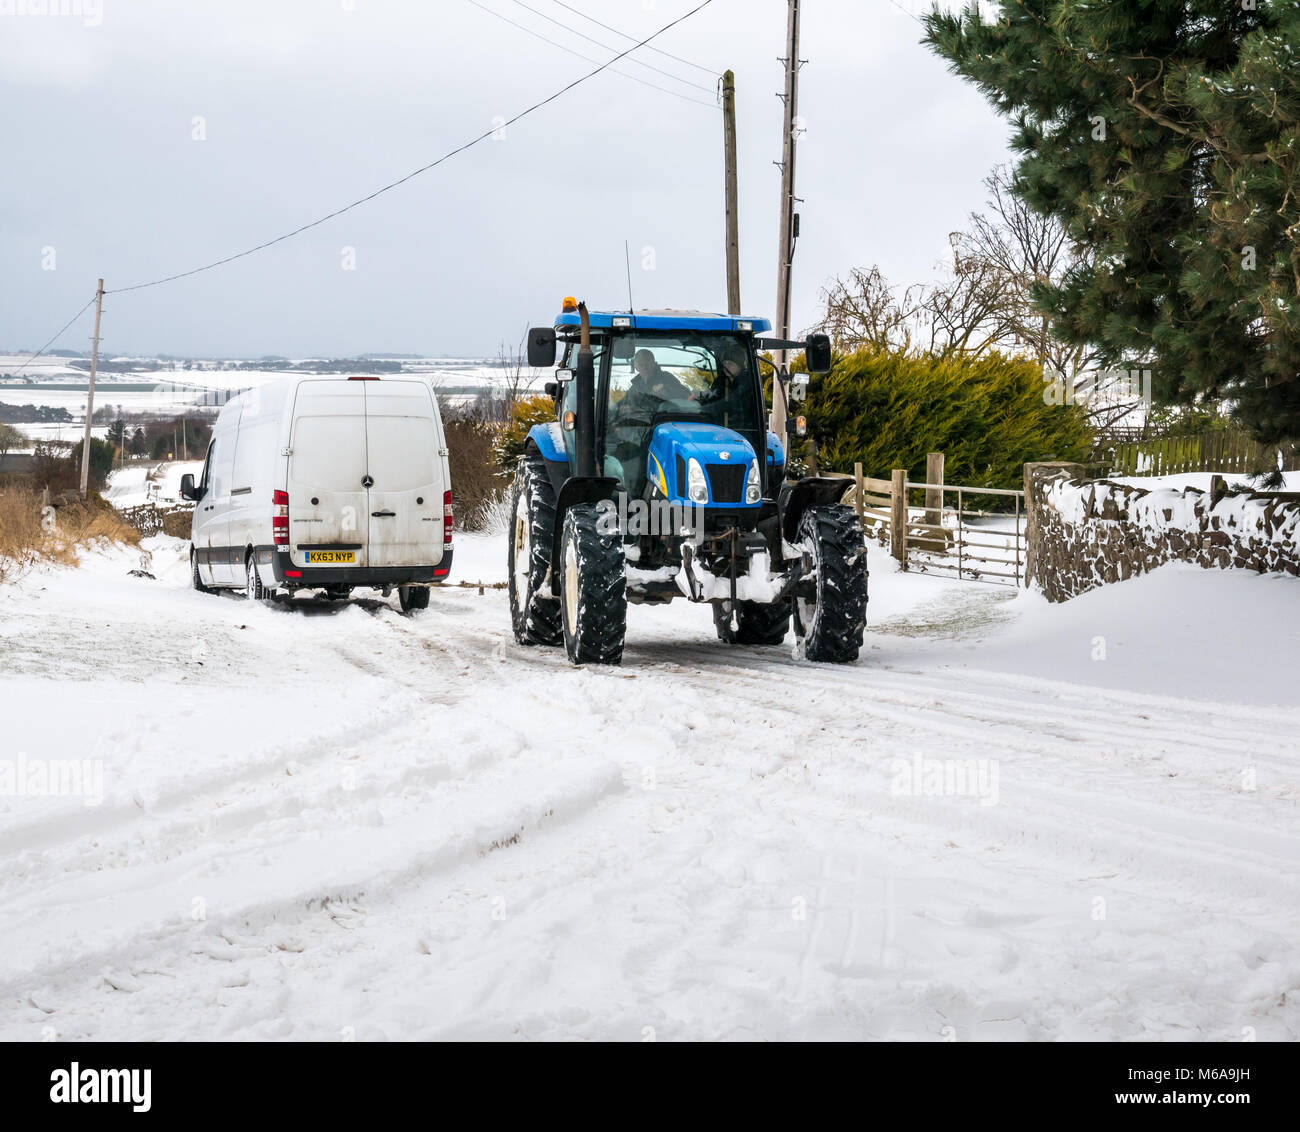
[0,359,529,448]
[1,523,1296,1042]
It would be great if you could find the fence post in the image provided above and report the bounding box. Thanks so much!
[853,461,865,529]
[890,468,907,567]
[924,451,944,530]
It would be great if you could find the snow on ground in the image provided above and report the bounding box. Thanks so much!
[105,461,204,508]
[0,534,1297,1041]
[1111,471,1300,493]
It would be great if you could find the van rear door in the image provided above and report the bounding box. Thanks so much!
[287,381,370,569]
[364,380,445,568]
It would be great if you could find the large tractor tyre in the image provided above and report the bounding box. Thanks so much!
[559,503,627,666]
[398,584,429,613]
[713,599,791,646]
[793,504,868,663]
[508,451,563,646]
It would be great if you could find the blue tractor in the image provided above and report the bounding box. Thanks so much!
[508,300,867,665]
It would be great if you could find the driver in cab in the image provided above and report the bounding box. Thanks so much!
[609,349,689,493]
[621,349,690,415]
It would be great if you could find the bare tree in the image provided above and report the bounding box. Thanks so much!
[814,166,1153,433]
[0,423,27,460]
[818,266,922,353]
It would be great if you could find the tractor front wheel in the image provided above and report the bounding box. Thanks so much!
[560,502,627,666]
[793,504,868,663]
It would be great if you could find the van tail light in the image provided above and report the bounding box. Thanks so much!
[273,490,289,546]
[443,490,453,545]
[348,376,379,381]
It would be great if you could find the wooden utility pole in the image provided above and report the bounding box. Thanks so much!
[79,278,105,499]
[770,0,802,440]
[722,69,741,316]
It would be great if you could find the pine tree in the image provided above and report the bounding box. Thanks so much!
[924,0,1300,444]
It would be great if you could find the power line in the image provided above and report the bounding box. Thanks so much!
[106,0,717,295]
[466,0,715,106]
[504,0,716,92]
[9,293,97,375]
[547,0,717,76]
[884,0,922,24]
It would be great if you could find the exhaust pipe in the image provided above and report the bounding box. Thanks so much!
[574,301,597,478]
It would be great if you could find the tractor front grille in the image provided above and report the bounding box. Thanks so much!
[706,464,746,504]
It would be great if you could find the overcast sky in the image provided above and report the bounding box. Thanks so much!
[0,0,1009,358]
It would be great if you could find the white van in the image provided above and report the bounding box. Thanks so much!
[181,376,453,610]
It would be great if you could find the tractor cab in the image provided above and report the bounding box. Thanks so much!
[542,309,782,522]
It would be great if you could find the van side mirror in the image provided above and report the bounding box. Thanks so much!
[544,381,558,399]
[527,327,557,368]
[805,333,832,375]
[180,473,201,501]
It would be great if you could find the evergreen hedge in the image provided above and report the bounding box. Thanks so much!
[803,348,1091,491]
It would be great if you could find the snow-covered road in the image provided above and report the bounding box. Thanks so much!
[1,533,1297,1040]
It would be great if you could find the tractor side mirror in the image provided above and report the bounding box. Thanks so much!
[179,473,201,501]
[527,327,557,368]
[805,333,832,375]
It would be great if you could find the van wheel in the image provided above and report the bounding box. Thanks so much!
[560,503,627,666]
[245,555,273,603]
[398,585,429,613]
[508,451,562,646]
[191,549,213,594]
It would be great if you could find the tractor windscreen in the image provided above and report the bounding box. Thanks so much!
[603,332,761,492]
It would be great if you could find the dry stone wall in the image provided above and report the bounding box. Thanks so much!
[1023,461,1300,602]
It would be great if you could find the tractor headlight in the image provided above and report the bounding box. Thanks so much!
[687,458,708,504]
[745,460,761,504]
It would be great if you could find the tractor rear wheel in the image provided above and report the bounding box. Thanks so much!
[713,600,791,646]
[793,504,868,663]
[508,450,562,646]
[560,502,627,666]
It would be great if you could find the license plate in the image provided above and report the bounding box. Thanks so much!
[304,551,355,564]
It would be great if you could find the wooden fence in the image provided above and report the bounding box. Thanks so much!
[1106,430,1300,477]
[844,454,1027,587]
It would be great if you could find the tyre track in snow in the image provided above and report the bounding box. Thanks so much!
[0,580,633,1015]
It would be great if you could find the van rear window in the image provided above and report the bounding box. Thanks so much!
[366,416,438,492]
[290,415,367,492]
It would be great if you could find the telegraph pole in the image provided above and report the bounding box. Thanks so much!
[79,278,105,499]
[770,0,802,439]
[722,69,741,316]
